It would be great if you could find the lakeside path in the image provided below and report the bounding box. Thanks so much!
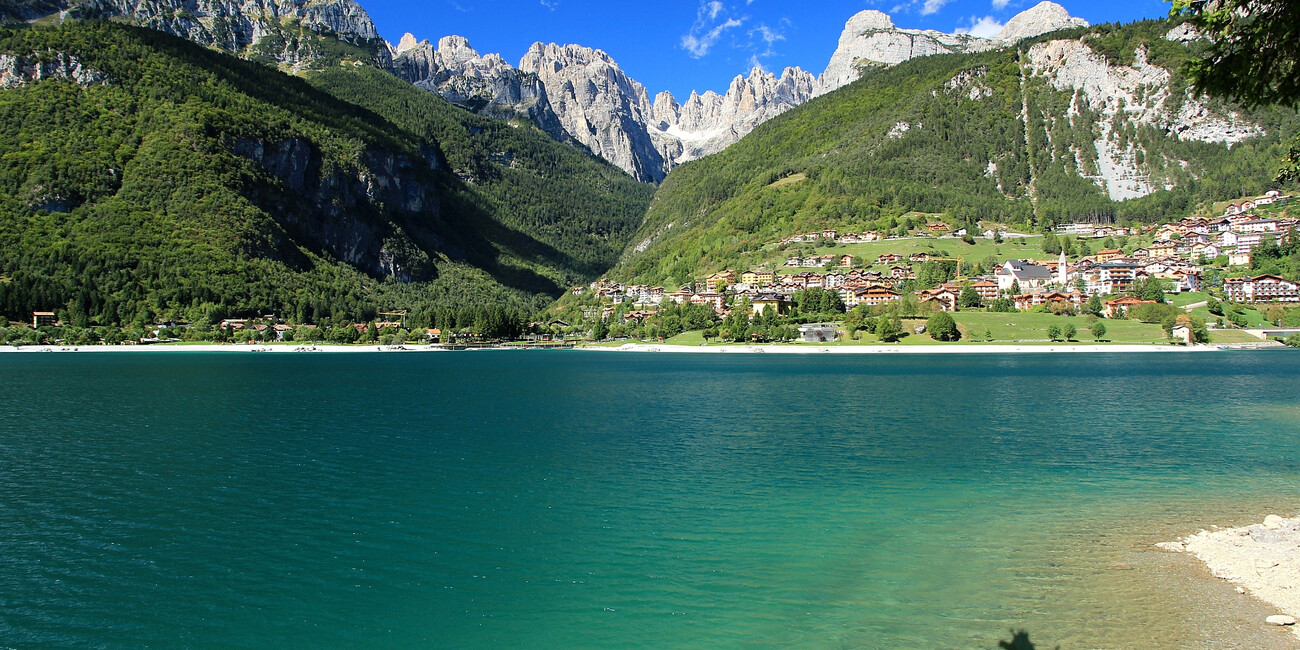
[578,342,1223,354]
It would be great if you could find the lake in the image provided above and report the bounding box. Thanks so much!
[1,351,1298,648]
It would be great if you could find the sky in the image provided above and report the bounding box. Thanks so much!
[362,0,1174,100]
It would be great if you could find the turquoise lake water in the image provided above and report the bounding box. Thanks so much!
[2,351,1299,648]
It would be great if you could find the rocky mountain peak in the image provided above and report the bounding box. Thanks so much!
[394,32,424,55]
[995,1,1088,43]
[819,2,1088,95]
[847,9,896,32]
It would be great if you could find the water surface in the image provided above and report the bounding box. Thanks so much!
[1,351,1298,648]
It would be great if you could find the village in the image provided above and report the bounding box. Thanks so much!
[569,190,1300,345]
[5,192,1300,349]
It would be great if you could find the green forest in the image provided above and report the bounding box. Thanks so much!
[614,19,1300,288]
[0,21,651,331]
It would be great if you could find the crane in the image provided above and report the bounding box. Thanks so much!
[926,257,966,283]
[378,310,409,329]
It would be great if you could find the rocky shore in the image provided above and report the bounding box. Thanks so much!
[1159,515,1300,640]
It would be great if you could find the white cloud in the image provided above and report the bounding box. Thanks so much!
[992,0,1011,8]
[681,1,746,58]
[742,23,784,70]
[921,0,950,15]
[540,0,559,9]
[954,15,1004,38]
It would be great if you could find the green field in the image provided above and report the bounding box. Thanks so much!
[644,310,1262,347]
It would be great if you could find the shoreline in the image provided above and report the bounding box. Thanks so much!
[1159,515,1300,640]
[0,343,448,353]
[0,342,1254,354]
[577,342,1224,354]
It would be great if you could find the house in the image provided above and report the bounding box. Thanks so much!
[751,293,790,316]
[838,254,855,267]
[1170,324,1193,344]
[705,271,736,293]
[915,287,959,312]
[1223,275,1300,302]
[1095,248,1124,263]
[666,289,693,305]
[1149,241,1179,259]
[1083,262,1140,295]
[970,280,1000,302]
[889,265,913,279]
[1130,247,1151,259]
[824,272,846,288]
[1103,296,1155,318]
[995,260,1053,292]
[570,286,585,295]
[31,311,57,328]
[926,222,950,234]
[425,328,442,342]
[876,253,903,265]
[219,318,248,331]
[1235,219,1279,233]
[1228,251,1252,267]
[1013,290,1085,312]
[854,285,902,307]
[1234,232,1267,254]
[910,252,932,262]
[690,292,726,310]
[797,323,838,343]
[1057,223,1097,236]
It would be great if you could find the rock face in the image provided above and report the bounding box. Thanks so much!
[516,42,666,181]
[649,66,817,168]
[66,0,385,66]
[393,36,815,182]
[819,10,995,93]
[390,35,569,143]
[819,2,1088,95]
[993,1,1088,44]
[0,52,105,88]
[232,136,442,281]
[1027,38,1262,200]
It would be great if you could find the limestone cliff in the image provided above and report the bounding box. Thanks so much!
[390,35,569,143]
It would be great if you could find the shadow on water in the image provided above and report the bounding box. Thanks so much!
[999,629,1058,650]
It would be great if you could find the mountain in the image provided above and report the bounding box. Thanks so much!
[1,0,391,68]
[6,0,1093,183]
[388,2,1088,182]
[818,2,1088,94]
[0,21,652,327]
[390,36,814,182]
[612,19,1298,287]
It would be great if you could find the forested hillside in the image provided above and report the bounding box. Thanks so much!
[0,22,651,329]
[615,20,1299,287]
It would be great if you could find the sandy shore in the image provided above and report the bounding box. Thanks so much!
[0,342,1231,354]
[578,342,1220,354]
[1159,515,1300,639]
[0,343,450,353]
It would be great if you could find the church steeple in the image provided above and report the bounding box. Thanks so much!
[1058,249,1068,286]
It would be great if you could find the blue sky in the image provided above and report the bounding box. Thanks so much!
[363,0,1173,100]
